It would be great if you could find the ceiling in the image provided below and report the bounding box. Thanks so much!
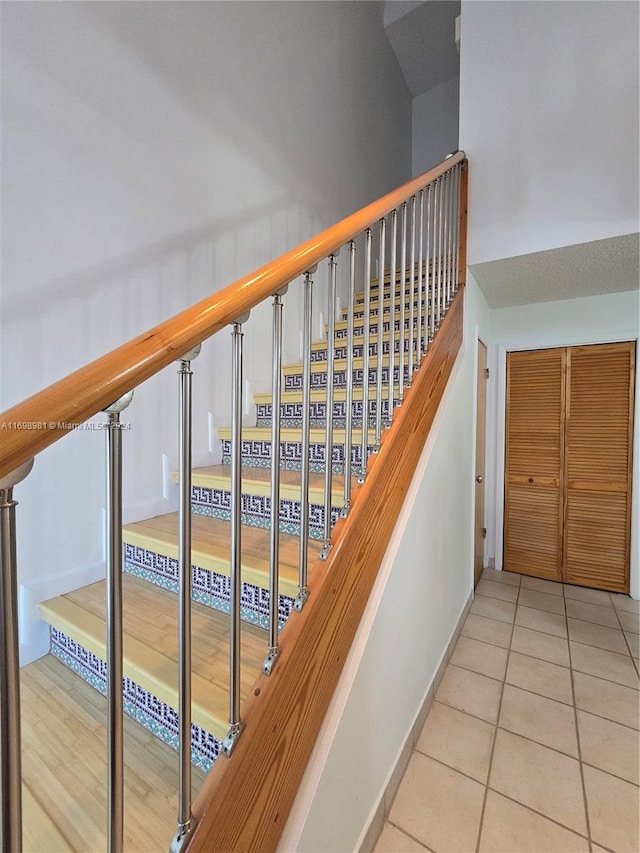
[384,0,460,98]
[470,233,640,309]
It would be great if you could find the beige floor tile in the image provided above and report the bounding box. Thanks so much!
[583,765,640,853]
[435,664,502,724]
[617,609,640,634]
[516,606,568,638]
[506,652,573,704]
[567,618,628,654]
[479,790,589,853]
[564,585,615,607]
[482,568,521,587]
[565,599,618,628]
[476,578,519,603]
[570,642,639,689]
[611,594,640,615]
[415,701,495,783]
[521,575,564,597]
[511,626,570,667]
[573,671,640,730]
[624,630,640,657]
[519,589,566,615]
[577,710,640,785]
[374,822,431,853]
[490,729,587,835]
[471,595,516,624]
[389,753,484,853]
[450,636,508,681]
[499,684,578,756]
[461,613,512,648]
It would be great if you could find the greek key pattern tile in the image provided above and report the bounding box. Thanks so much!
[256,399,391,428]
[50,628,219,772]
[191,485,341,539]
[124,543,293,629]
[284,364,410,392]
[221,439,368,473]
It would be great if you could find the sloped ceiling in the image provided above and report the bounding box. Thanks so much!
[384,0,460,97]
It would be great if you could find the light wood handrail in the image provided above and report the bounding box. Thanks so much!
[0,153,466,479]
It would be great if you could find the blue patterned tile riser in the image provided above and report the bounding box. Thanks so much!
[284,364,410,392]
[221,439,369,474]
[124,543,293,630]
[310,337,418,364]
[50,628,219,772]
[191,485,341,540]
[256,398,393,428]
[335,316,426,340]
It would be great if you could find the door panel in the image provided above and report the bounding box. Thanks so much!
[504,348,564,581]
[474,341,487,585]
[563,343,634,592]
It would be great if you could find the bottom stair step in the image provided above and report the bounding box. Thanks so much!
[21,653,206,851]
[39,574,267,769]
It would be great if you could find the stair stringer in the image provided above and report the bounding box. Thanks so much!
[185,288,465,853]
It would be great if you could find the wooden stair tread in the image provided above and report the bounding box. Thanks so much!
[40,575,268,740]
[282,352,410,375]
[20,654,206,852]
[187,464,347,503]
[217,426,377,441]
[253,387,398,404]
[123,512,320,597]
[23,785,72,852]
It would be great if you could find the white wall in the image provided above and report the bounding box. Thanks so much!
[412,76,460,177]
[459,0,639,266]
[280,279,490,852]
[483,288,640,598]
[0,1,411,663]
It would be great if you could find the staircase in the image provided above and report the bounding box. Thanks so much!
[37,267,425,772]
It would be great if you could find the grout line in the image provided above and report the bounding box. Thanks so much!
[484,786,592,843]
[473,580,518,853]
[566,585,594,853]
[611,598,640,673]
[384,819,436,852]
[412,750,490,789]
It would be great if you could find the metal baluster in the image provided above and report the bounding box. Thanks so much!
[223,315,249,756]
[387,210,397,426]
[103,390,133,853]
[408,196,416,380]
[321,255,337,561]
[447,168,454,305]
[443,169,451,309]
[170,346,201,853]
[342,242,356,517]
[263,290,286,671]
[453,164,461,294]
[358,230,372,483]
[417,189,425,362]
[430,179,438,343]
[436,176,444,329]
[425,183,433,346]
[375,218,386,447]
[294,271,314,610]
[0,458,33,853]
[398,204,407,405]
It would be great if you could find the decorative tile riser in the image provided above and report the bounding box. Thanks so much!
[352,302,429,321]
[123,542,293,630]
[335,317,427,340]
[284,364,410,392]
[256,398,392,428]
[191,487,341,540]
[221,439,371,474]
[310,337,417,364]
[50,628,219,773]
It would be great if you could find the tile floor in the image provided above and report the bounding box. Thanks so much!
[374,569,640,853]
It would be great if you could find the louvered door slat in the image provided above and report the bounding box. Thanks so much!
[504,348,564,581]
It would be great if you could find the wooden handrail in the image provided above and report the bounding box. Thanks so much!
[0,153,466,479]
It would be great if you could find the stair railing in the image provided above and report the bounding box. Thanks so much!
[0,152,467,852]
